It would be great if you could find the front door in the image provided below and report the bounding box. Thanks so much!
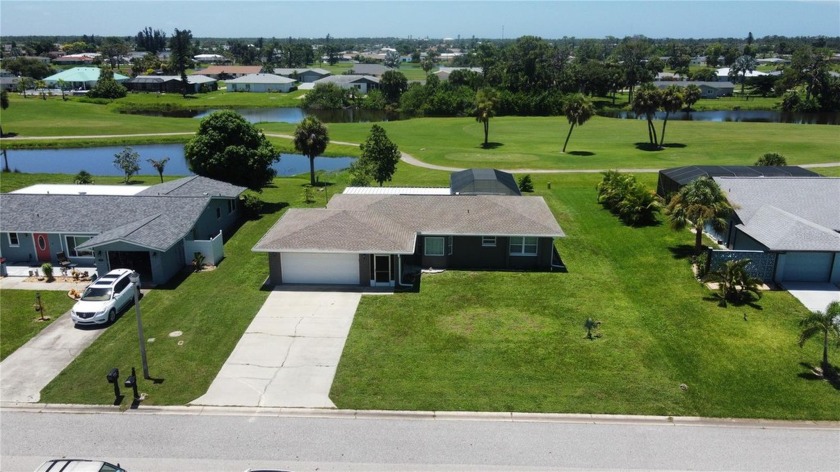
[373,255,392,286]
[33,233,51,262]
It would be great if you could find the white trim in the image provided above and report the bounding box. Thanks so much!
[65,234,95,258]
[510,236,538,256]
[7,232,20,247]
[482,236,496,247]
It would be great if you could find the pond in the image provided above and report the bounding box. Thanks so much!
[598,109,840,125]
[2,144,355,177]
[130,107,400,124]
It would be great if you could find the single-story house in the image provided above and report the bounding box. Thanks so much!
[124,74,218,93]
[194,54,228,64]
[713,177,840,284]
[253,169,564,287]
[656,165,820,198]
[715,67,768,82]
[652,81,735,98]
[0,176,245,286]
[225,73,296,93]
[435,67,483,81]
[195,65,262,79]
[273,68,331,83]
[43,67,129,90]
[51,53,98,65]
[348,64,391,77]
[0,71,19,91]
[312,75,380,93]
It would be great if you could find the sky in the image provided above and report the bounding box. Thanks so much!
[1,0,838,39]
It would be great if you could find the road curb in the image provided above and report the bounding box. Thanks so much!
[2,402,838,429]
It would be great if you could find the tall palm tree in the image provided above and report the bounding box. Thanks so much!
[293,116,330,186]
[729,55,758,97]
[659,85,684,147]
[632,84,660,147]
[561,93,594,153]
[474,87,499,147]
[665,177,732,253]
[799,301,840,372]
[147,157,170,183]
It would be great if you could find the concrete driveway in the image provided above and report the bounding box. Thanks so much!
[0,311,107,403]
[782,282,840,313]
[191,289,361,408]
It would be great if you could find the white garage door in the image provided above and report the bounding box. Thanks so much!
[281,252,360,285]
[782,252,833,282]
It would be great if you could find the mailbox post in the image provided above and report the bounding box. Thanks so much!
[124,367,139,401]
[106,368,121,399]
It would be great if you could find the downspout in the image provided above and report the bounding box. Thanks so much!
[397,254,413,288]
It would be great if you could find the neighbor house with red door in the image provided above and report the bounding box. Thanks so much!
[0,176,244,286]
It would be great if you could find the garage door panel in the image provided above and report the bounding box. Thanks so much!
[281,252,359,285]
[782,252,832,282]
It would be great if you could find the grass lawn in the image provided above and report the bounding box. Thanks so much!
[0,291,76,361]
[263,115,840,170]
[331,172,839,420]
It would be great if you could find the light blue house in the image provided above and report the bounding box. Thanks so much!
[43,67,129,90]
[0,176,245,286]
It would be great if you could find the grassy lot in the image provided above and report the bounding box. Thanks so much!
[332,172,839,420]
[263,115,840,170]
[0,291,76,361]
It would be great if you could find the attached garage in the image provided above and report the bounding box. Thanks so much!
[778,252,834,283]
[280,252,360,285]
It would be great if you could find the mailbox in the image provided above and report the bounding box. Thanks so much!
[107,368,119,384]
[124,367,140,401]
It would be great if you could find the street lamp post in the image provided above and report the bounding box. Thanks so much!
[129,271,150,380]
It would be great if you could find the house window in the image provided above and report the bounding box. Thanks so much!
[228,199,236,214]
[8,232,19,247]
[425,237,445,256]
[65,235,93,257]
[510,237,538,256]
[216,207,222,219]
[482,236,496,247]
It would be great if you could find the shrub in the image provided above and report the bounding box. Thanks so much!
[518,174,534,192]
[74,170,93,184]
[240,192,263,219]
[41,263,54,281]
[597,171,661,226]
[755,152,787,166]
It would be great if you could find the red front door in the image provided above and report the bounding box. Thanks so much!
[33,233,51,262]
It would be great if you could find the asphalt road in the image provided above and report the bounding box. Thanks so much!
[2,408,838,472]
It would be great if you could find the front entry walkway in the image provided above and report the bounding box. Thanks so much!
[191,289,361,408]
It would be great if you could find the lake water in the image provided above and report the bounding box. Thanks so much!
[2,144,355,177]
[598,110,840,125]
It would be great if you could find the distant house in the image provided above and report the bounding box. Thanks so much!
[124,75,217,94]
[312,75,380,93]
[0,69,19,91]
[195,65,262,79]
[273,68,331,83]
[651,81,735,98]
[434,67,483,81]
[715,67,767,82]
[194,54,228,64]
[0,176,246,286]
[226,73,296,93]
[52,53,98,66]
[43,67,129,90]
[348,64,391,77]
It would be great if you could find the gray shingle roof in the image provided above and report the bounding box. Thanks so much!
[0,194,211,251]
[737,206,840,251]
[253,194,564,254]
[225,73,295,84]
[314,75,379,86]
[137,176,245,198]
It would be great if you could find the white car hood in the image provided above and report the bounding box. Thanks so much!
[73,300,110,313]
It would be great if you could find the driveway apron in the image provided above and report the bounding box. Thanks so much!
[0,311,106,403]
[782,282,840,313]
[191,289,361,408]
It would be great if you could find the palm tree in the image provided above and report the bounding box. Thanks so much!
[703,259,762,306]
[729,55,758,97]
[798,301,840,372]
[293,116,330,186]
[561,93,594,153]
[665,177,732,253]
[147,157,170,183]
[659,85,684,147]
[474,87,499,147]
[755,152,787,166]
[631,85,660,147]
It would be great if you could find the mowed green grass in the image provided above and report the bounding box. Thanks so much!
[263,115,840,170]
[331,172,839,420]
[0,291,76,361]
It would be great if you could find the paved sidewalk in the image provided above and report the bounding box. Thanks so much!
[0,311,106,402]
[191,289,361,408]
